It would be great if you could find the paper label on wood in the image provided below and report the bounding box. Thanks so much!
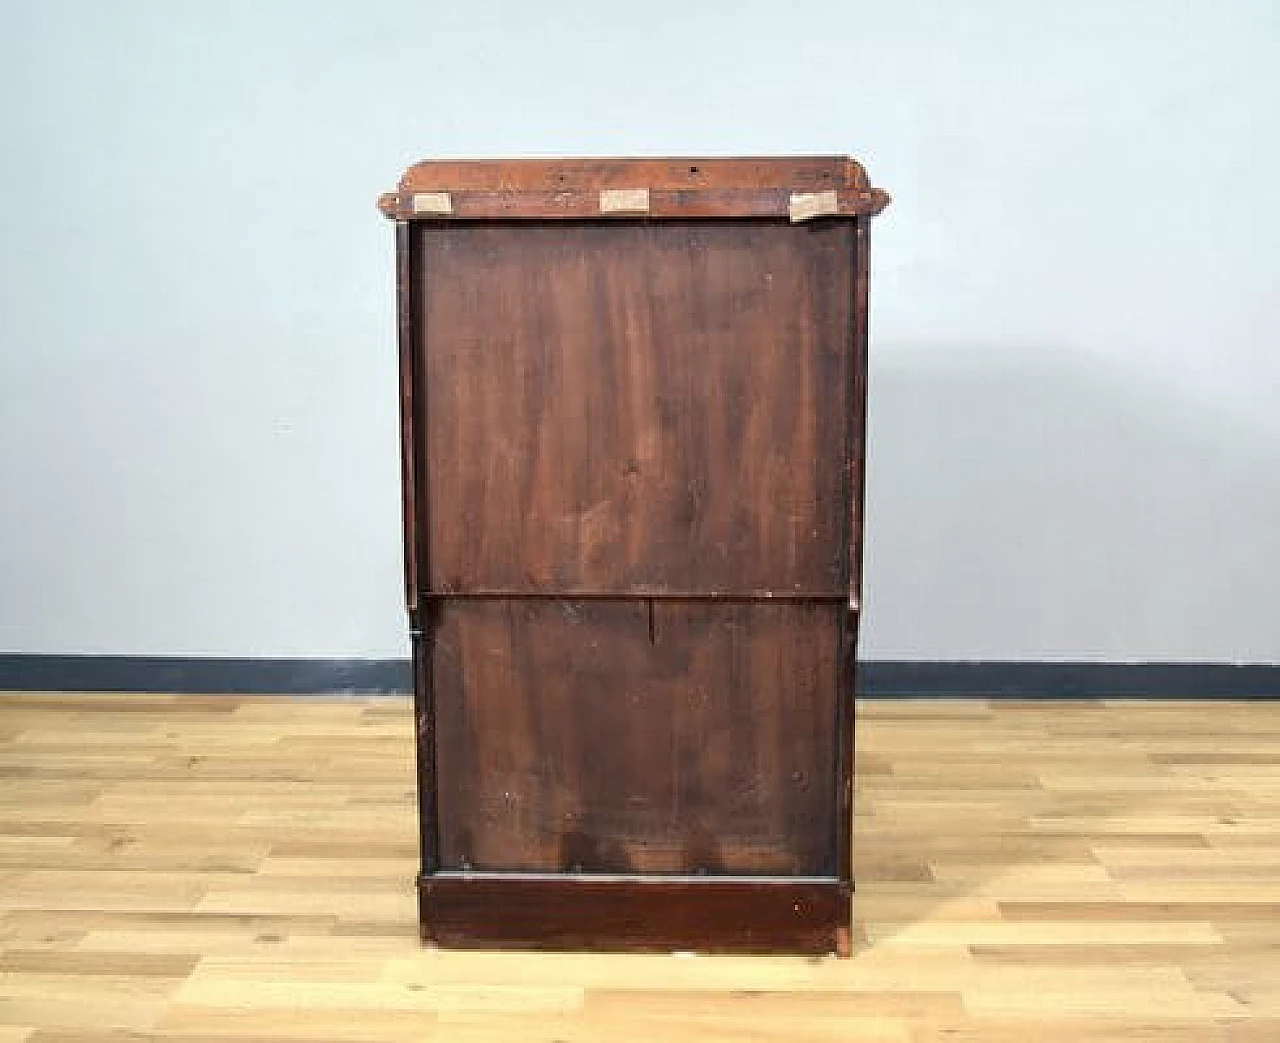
[788,190,839,223]
[412,192,454,215]
[599,188,650,214]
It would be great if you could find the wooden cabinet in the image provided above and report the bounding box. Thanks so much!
[378,157,889,954]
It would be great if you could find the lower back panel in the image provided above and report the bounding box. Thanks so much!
[431,599,838,876]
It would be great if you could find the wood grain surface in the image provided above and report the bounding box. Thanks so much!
[1,693,1277,1040]
[398,187,867,950]
[419,875,849,955]
[376,156,891,221]
[396,156,872,192]
[431,600,838,876]
[417,219,853,597]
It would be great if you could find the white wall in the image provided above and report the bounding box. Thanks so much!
[1,0,1277,661]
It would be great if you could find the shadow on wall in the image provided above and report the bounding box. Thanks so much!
[861,346,1280,662]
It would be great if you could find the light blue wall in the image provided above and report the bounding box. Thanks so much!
[2,0,1277,660]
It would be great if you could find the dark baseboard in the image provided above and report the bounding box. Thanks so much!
[0,656,411,695]
[0,656,1277,699]
[860,661,1280,699]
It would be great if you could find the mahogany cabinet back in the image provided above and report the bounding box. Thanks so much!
[379,157,889,954]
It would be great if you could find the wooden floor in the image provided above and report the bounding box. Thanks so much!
[0,695,1277,1041]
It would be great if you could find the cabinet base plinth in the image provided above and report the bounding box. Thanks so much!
[418,874,852,956]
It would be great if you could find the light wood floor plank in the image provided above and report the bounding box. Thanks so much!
[0,693,1276,1040]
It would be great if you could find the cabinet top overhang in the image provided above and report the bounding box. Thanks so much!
[377,155,890,222]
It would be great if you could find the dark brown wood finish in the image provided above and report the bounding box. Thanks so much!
[380,188,889,222]
[410,628,438,875]
[835,216,874,889]
[398,220,439,876]
[432,599,838,876]
[848,218,873,618]
[397,155,865,191]
[394,221,419,622]
[377,156,890,221]
[418,220,853,596]
[419,875,851,955]
[381,156,887,954]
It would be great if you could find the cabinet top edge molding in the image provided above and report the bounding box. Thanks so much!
[377,155,890,222]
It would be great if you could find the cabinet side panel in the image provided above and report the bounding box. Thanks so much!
[836,217,872,885]
[395,221,419,618]
[432,600,838,876]
[417,220,853,596]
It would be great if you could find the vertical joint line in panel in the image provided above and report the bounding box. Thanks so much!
[647,597,657,645]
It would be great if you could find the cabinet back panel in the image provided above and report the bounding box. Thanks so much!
[416,221,853,596]
[432,599,838,876]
